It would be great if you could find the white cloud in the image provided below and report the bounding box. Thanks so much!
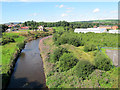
[93,8,100,13]
[61,13,67,17]
[59,4,64,8]
[55,4,64,8]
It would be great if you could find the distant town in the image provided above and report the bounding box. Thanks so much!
[3,20,120,34]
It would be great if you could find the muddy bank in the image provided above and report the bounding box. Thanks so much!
[39,36,53,84]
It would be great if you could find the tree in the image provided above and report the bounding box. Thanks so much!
[94,52,112,71]
[58,53,78,72]
[2,24,8,32]
[75,60,95,79]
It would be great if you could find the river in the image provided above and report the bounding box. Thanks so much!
[7,38,46,89]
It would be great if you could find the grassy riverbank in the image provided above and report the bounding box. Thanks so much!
[39,36,119,88]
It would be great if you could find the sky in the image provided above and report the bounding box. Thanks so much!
[1,1,118,23]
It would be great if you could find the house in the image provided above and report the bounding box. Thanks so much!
[21,26,29,29]
[109,30,120,34]
[99,25,118,30]
[99,25,112,29]
[6,29,11,32]
[38,25,44,31]
[74,28,107,33]
[111,26,118,30]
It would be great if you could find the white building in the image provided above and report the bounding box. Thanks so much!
[74,28,107,33]
[6,29,11,32]
[38,25,44,31]
[109,30,120,34]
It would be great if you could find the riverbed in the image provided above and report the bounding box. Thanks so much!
[7,38,46,88]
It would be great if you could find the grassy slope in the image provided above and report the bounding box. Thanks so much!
[52,27,64,32]
[2,33,26,74]
[41,36,118,88]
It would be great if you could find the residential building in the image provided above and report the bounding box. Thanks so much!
[21,26,29,29]
[38,25,44,31]
[99,25,118,30]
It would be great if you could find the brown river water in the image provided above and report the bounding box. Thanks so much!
[7,38,47,89]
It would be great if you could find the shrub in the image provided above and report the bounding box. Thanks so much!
[49,47,69,63]
[2,37,15,45]
[34,34,38,39]
[58,53,78,72]
[75,60,95,79]
[54,33,81,47]
[17,42,25,50]
[84,43,97,52]
[94,52,112,71]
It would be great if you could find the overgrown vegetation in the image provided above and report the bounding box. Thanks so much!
[53,31,119,47]
[40,28,119,88]
[48,47,69,63]
[58,53,78,72]
[84,43,97,52]
[94,52,112,71]
[74,60,95,79]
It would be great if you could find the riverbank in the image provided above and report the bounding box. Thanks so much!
[2,31,52,89]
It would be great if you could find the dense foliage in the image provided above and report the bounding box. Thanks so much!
[1,24,8,32]
[16,42,25,50]
[53,32,82,47]
[49,47,69,63]
[53,32,119,47]
[58,53,78,72]
[2,34,19,45]
[75,60,95,79]
[94,52,112,71]
[40,31,118,88]
[84,43,97,52]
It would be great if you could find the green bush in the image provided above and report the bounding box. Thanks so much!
[58,53,78,72]
[34,34,38,39]
[75,60,95,79]
[84,43,97,52]
[17,42,25,50]
[94,52,112,71]
[49,47,69,63]
[2,37,15,45]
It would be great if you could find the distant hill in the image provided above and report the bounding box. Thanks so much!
[4,22,23,25]
[74,19,118,24]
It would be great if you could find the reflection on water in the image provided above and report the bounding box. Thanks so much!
[7,38,47,89]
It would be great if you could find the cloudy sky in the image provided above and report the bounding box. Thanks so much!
[1,1,118,23]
